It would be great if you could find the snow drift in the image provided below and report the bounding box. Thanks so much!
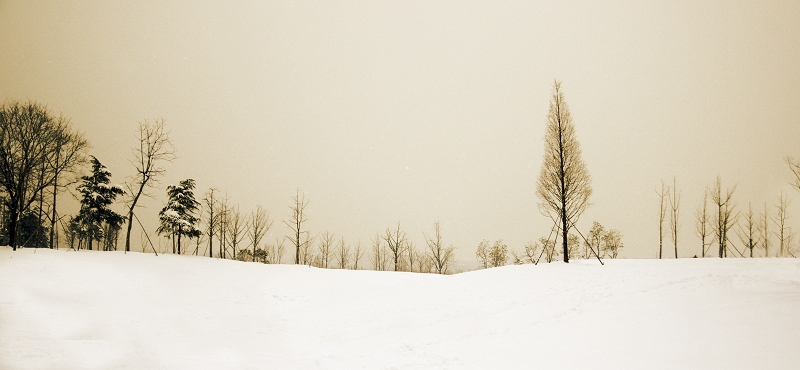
[2,247,799,369]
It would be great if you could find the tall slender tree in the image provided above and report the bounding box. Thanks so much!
[738,202,758,257]
[669,177,681,258]
[283,189,310,264]
[424,221,455,274]
[695,190,711,258]
[47,115,89,249]
[774,191,791,257]
[710,176,736,258]
[656,180,669,259]
[124,119,175,252]
[203,188,219,258]
[249,205,272,262]
[536,80,592,263]
[759,202,770,257]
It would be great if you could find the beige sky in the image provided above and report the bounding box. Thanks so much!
[2,1,799,265]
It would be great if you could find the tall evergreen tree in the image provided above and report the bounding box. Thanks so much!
[157,179,201,254]
[75,156,124,251]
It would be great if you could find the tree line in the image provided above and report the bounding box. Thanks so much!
[656,168,800,259]
[0,100,458,273]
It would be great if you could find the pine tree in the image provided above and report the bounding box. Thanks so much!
[157,179,201,254]
[75,156,125,251]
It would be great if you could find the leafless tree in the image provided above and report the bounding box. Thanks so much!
[415,249,433,273]
[216,193,231,258]
[202,188,219,258]
[656,180,669,259]
[787,157,800,193]
[227,205,245,259]
[669,177,681,258]
[586,221,605,259]
[475,239,491,268]
[711,176,737,258]
[536,80,592,263]
[351,240,365,270]
[383,222,407,271]
[540,237,557,263]
[522,240,540,263]
[424,221,455,274]
[317,231,336,269]
[774,191,791,257]
[46,116,89,249]
[249,205,272,262]
[284,190,310,264]
[758,202,770,257]
[695,190,712,257]
[603,229,624,258]
[123,119,175,252]
[404,240,416,272]
[0,101,88,251]
[336,237,349,269]
[266,238,286,264]
[737,202,758,257]
[371,233,388,271]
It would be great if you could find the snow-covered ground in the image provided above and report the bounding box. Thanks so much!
[1,247,799,369]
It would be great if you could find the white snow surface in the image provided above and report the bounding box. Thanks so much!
[2,247,799,369]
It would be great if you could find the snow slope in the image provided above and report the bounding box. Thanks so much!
[1,247,799,369]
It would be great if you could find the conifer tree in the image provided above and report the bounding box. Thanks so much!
[157,179,201,254]
[75,156,124,251]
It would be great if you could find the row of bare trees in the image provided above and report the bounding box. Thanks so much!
[664,160,800,258]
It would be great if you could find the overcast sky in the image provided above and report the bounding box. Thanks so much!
[2,1,799,265]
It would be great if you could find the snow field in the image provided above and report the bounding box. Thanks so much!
[1,247,799,369]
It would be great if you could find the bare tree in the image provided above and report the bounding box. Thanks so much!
[216,194,231,258]
[787,157,800,193]
[249,205,272,262]
[383,222,407,271]
[536,81,592,263]
[0,101,87,251]
[774,191,791,257]
[424,221,455,274]
[351,240,365,270]
[737,202,758,257]
[586,221,605,259]
[695,190,712,258]
[203,188,219,258]
[710,176,737,258]
[47,116,89,249]
[540,237,557,263]
[759,202,770,257]
[266,238,286,264]
[123,119,175,252]
[337,237,349,269]
[603,229,624,258]
[284,190,310,264]
[522,240,540,263]
[656,180,669,259]
[371,233,388,271]
[669,177,681,258]
[317,231,335,269]
[227,205,245,259]
[476,239,491,268]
